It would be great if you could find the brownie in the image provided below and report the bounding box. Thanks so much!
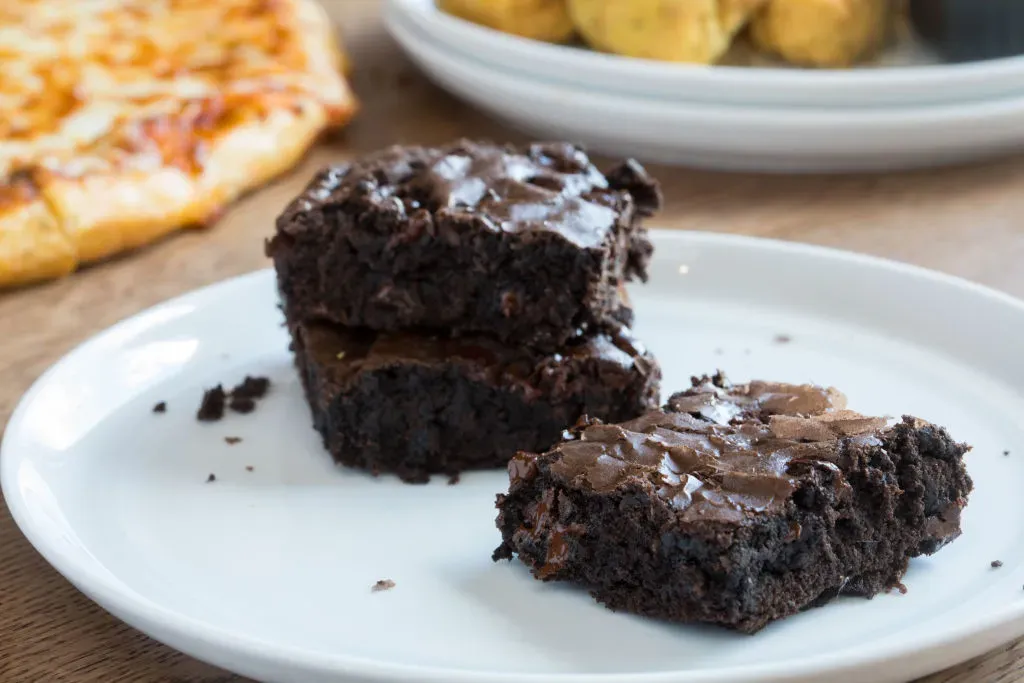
[292,321,661,483]
[268,140,659,351]
[493,374,973,633]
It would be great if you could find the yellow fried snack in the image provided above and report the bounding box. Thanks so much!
[750,0,893,67]
[439,0,575,43]
[569,0,767,64]
[0,0,357,289]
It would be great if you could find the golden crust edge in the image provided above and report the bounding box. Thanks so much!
[41,101,329,266]
[0,0,358,288]
[291,0,360,121]
[0,196,77,287]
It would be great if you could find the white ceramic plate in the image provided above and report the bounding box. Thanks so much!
[386,12,1024,173]
[5,232,1024,683]
[387,0,1024,108]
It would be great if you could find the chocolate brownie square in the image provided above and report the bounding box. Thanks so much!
[494,374,972,632]
[292,321,661,483]
[268,140,658,351]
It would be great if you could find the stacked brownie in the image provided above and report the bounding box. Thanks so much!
[268,140,663,482]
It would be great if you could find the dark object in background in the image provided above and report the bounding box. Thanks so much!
[910,0,1024,62]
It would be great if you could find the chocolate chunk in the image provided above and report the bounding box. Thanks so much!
[206,473,216,483]
[224,436,242,445]
[152,401,167,413]
[992,560,1004,568]
[197,386,227,422]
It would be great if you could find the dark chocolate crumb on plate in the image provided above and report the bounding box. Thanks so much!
[1005,450,1011,456]
[447,473,461,486]
[225,436,242,445]
[245,465,254,472]
[225,376,270,414]
[152,401,167,413]
[773,334,792,344]
[371,579,396,592]
[197,386,227,421]
[228,396,256,414]
[232,376,270,400]
[992,560,1004,568]
[206,473,216,483]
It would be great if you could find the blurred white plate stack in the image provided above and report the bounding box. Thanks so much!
[385,0,1024,172]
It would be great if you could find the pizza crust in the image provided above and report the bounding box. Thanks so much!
[0,0,357,288]
[43,97,330,265]
[0,185,75,287]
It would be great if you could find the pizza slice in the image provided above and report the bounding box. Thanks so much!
[0,0,357,288]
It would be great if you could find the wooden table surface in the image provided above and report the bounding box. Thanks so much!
[3,2,1024,681]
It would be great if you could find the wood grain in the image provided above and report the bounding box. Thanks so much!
[1,1,1022,681]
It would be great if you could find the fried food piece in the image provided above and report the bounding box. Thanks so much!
[439,0,575,43]
[568,0,767,64]
[750,0,893,67]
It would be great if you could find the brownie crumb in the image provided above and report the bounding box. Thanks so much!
[228,396,256,414]
[371,579,395,592]
[992,560,1004,568]
[1004,450,1011,456]
[245,465,254,472]
[197,386,227,421]
[152,401,167,413]
[893,582,908,595]
[231,376,270,400]
[225,436,242,445]
[773,334,792,344]
[447,473,461,486]
[206,473,216,483]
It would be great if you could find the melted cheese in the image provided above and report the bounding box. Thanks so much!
[0,0,356,286]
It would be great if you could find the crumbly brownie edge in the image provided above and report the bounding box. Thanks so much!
[292,325,661,483]
[494,417,971,632]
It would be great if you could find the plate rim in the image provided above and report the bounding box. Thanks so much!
[388,0,1024,108]
[4,231,1024,683]
[388,10,1024,124]
[387,14,1024,172]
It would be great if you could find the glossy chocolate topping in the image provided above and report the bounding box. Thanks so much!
[537,375,888,522]
[666,373,849,425]
[283,140,660,249]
